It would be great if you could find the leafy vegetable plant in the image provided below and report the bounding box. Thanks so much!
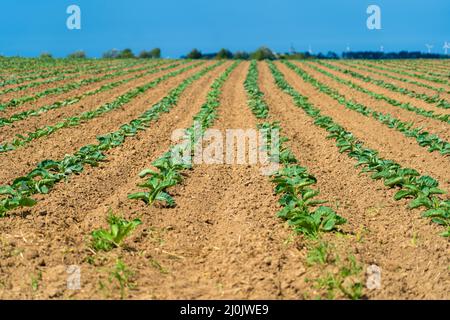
[91,211,142,252]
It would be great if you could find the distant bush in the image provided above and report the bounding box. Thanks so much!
[118,48,135,59]
[325,51,339,59]
[68,50,87,59]
[103,49,120,59]
[139,51,152,59]
[233,51,250,60]
[187,48,202,59]
[40,52,53,59]
[150,48,161,58]
[251,47,276,60]
[139,48,161,59]
[215,48,233,60]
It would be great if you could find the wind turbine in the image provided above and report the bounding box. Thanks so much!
[290,43,296,55]
[425,44,434,54]
[443,41,450,55]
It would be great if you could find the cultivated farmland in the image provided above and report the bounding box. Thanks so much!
[0,58,448,299]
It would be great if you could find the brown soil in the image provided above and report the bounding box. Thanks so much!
[0,62,167,119]
[0,61,232,299]
[329,61,450,101]
[0,61,209,184]
[381,62,450,79]
[0,62,188,143]
[310,62,450,116]
[0,61,316,300]
[355,62,450,92]
[0,61,139,103]
[0,61,118,90]
[259,61,450,299]
[278,62,450,192]
[0,64,146,104]
[296,62,450,142]
[0,60,448,300]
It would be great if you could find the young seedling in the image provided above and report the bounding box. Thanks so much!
[109,259,135,299]
[30,271,42,292]
[306,241,333,265]
[313,255,363,300]
[0,186,36,217]
[128,153,191,207]
[272,165,346,238]
[91,210,142,252]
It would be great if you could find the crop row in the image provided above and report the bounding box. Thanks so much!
[244,61,362,299]
[0,56,97,70]
[128,61,239,206]
[244,61,347,237]
[414,61,450,74]
[355,61,450,87]
[318,61,449,109]
[0,61,200,152]
[0,59,144,96]
[283,61,450,156]
[0,59,118,87]
[269,61,449,237]
[304,62,450,124]
[0,60,173,127]
[0,58,88,75]
[0,61,223,217]
[381,61,450,79]
[0,60,170,112]
[342,61,450,94]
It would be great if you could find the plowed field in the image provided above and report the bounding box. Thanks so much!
[0,59,448,299]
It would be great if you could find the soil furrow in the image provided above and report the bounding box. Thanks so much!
[109,61,306,299]
[0,62,210,184]
[0,61,140,101]
[295,62,450,141]
[0,62,188,142]
[0,61,130,93]
[309,62,450,116]
[0,61,167,119]
[356,62,450,92]
[0,61,232,299]
[331,61,450,101]
[259,61,450,299]
[55,61,307,299]
[381,62,450,80]
[278,62,450,192]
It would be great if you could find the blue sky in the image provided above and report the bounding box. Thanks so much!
[0,0,449,58]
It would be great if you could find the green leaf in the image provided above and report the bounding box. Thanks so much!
[409,197,433,209]
[18,197,37,207]
[138,169,156,178]
[155,191,175,207]
[394,190,412,200]
[0,186,15,195]
[127,192,150,203]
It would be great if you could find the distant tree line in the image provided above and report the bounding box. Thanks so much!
[40,50,87,59]
[183,47,278,60]
[102,48,161,59]
[341,51,449,59]
[38,48,161,59]
[36,48,450,60]
[183,48,450,60]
